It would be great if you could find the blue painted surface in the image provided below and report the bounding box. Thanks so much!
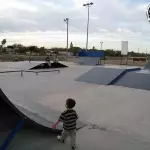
[76,67,141,86]
[108,68,141,85]
[0,119,24,150]
[114,69,150,90]
[78,50,104,58]
[76,67,125,85]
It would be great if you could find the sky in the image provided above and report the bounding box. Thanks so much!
[0,0,150,52]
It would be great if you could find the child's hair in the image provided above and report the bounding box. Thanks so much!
[66,98,76,109]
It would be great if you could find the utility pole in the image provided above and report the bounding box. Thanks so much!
[100,42,103,50]
[146,4,150,22]
[83,2,94,51]
[64,18,69,58]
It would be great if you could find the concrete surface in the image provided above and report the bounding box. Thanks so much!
[0,62,150,149]
[77,57,100,66]
[144,60,150,69]
[0,88,86,132]
[4,127,150,150]
[6,61,43,70]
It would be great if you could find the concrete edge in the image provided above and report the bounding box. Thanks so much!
[108,68,141,85]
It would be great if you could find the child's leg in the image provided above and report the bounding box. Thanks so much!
[69,130,76,147]
[60,130,69,141]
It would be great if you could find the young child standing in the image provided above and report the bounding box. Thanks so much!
[52,98,78,149]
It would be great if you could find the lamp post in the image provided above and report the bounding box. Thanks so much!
[100,42,103,50]
[83,2,94,51]
[64,18,69,58]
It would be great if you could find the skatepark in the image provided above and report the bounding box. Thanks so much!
[0,58,150,150]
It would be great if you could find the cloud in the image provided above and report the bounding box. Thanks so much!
[0,0,149,52]
[0,0,38,12]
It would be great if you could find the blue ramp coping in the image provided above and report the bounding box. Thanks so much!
[108,68,141,85]
[0,119,24,150]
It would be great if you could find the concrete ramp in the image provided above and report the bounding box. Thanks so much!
[144,60,150,69]
[0,89,86,149]
[30,62,67,70]
[0,89,85,131]
[114,71,150,90]
[77,57,100,66]
[76,67,125,85]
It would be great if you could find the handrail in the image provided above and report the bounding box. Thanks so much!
[24,70,60,73]
[0,69,60,77]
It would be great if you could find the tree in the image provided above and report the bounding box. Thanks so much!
[39,47,46,55]
[29,46,36,54]
[92,46,95,50]
[70,47,81,56]
[1,39,7,51]
[1,39,6,47]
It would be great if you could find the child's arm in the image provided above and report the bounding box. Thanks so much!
[52,120,60,129]
[52,111,65,129]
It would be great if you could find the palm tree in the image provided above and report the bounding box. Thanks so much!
[1,39,7,48]
[1,39,6,52]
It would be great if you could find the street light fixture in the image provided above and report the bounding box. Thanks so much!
[146,4,150,22]
[64,18,69,58]
[100,42,103,50]
[83,2,94,51]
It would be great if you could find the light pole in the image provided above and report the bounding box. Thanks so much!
[100,42,103,50]
[138,48,140,57]
[83,2,94,51]
[146,4,150,22]
[64,18,69,57]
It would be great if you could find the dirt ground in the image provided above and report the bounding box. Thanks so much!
[102,59,146,66]
[67,57,147,67]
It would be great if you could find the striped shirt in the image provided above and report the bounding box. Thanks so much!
[59,109,78,130]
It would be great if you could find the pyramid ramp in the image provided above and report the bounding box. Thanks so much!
[76,67,125,85]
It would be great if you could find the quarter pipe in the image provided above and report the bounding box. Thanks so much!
[0,89,86,150]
